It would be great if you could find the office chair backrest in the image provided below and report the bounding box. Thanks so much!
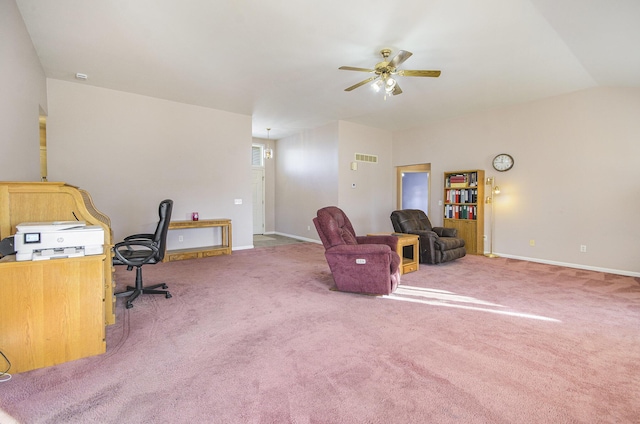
[154,199,173,262]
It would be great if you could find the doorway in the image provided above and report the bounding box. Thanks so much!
[397,164,431,214]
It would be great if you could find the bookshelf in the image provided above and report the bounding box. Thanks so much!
[443,170,485,255]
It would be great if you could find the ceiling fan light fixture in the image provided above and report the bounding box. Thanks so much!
[385,77,396,93]
[339,48,441,96]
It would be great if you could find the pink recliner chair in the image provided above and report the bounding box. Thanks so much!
[313,206,401,295]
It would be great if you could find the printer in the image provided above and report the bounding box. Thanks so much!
[15,221,104,261]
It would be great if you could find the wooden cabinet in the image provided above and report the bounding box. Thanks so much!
[443,170,485,255]
[0,182,115,325]
[0,254,106,374]
[165,219,232,262]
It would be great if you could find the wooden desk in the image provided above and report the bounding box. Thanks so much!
[0,254,106,374]
[0,181,115,325]
[165,219,232,261]
[367,233,419,275]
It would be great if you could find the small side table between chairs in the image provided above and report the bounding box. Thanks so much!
[367,233,419,275]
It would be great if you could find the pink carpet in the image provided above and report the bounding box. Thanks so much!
[1,242,639,423]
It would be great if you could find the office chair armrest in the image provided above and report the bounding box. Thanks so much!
[121,233,155,251]
[124,233,155,241]
[113,239,160,266]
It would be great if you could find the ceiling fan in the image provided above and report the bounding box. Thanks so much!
[339,48,441,96]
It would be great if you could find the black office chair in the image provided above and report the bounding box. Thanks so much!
[113,199,173,309]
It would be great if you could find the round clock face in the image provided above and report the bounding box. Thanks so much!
[492,153,514,172]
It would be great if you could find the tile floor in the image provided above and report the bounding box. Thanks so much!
[253,234,306,248]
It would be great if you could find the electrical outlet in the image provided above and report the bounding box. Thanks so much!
[529,239,535,246]
[178,235,184,242]
[580,245,587,253]
[307,225,311,231]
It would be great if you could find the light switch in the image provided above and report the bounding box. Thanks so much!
[234,199,242,205]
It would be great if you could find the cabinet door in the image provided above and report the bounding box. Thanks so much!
[0,256,106,374]
[457,220,479,255]
[445,220,479,255]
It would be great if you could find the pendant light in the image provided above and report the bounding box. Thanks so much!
[264,128,273,160]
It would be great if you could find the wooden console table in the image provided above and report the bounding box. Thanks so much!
[165,219,232,262]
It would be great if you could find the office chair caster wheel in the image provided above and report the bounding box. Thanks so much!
[162,284,168,289]
[126,303,134,309]
[166,293,172,299]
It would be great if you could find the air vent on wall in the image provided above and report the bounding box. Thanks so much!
[355,153,378,164]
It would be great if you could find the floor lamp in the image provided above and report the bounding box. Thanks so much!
[485,177,500,258]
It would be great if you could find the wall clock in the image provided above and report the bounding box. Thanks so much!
[492,153,514,172]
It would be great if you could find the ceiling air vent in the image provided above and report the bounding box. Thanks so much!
[355,153,378,164]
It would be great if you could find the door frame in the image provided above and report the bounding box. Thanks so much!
[251,167,265,234]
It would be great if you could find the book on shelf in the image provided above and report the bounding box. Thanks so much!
[468,172,478,187]
[445,188,479,204]
[446,173,469,188]
[444,204,477,220]
[447,172,481,188]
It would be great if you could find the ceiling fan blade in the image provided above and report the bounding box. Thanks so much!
[344,76,379,91]
[392,83,403,96]
[389,50,413,68]
[397,69,441,77]
[339,66,375,72]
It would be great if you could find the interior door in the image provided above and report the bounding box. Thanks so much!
[252,168,265,234]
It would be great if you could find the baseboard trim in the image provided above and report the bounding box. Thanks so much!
[489,252,640,278]
[259,234,638,277]
[274,232,321,244]
[233,245,254,251]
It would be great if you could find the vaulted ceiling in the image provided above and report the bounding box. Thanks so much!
[16,0,640,139]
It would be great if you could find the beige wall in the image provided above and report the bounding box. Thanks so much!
[0,0,47,180]
[275,121,394,241]
[46,79,254,249]
[337,121,394,233]
[393,87,640,275]
[275,122,339,239]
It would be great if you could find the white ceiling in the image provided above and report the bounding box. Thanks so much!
[15,0,640,139]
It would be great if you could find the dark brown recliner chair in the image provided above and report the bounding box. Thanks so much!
[390,209,465,264]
